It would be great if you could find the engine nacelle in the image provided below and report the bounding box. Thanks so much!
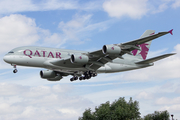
[102,45,121,55]
[40,70,62,81]
[47,75,62,81]
[70,54,89,64]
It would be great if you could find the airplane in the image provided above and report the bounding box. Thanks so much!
[3,29,175,82]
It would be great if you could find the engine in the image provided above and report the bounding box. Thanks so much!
[70,54,89,64]
[102,45,121,55]
[40,70,62,81]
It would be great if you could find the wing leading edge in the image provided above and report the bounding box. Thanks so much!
[121,29,173,46]
[89,29,173,57]
[88,29,173,70]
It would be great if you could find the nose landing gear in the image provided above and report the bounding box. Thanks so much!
[13,65,18,73]
[13,69,18,73]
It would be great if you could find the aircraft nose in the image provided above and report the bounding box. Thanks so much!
[3,55,11,63]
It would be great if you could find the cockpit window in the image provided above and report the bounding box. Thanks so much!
[8,51,14,53]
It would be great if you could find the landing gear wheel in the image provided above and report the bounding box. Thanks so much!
[79,77,83,80]
[70,78,74,82]
[13,69,18,73]
[70,76,79,82]
[74,76,78,80]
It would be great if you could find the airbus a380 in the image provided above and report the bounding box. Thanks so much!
[3,29,175,82]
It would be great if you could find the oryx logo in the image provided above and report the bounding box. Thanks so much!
[132,43,149,60]
[79,56,82,59]
[111,47,114,50]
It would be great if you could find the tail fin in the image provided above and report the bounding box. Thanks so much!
[132,30,155,60]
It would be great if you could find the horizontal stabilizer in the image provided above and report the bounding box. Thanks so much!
[135,53,175,64]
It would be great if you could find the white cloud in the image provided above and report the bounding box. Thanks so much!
[38,0,78,10]
[156,97,180,105]
[103,0,180,19]
[149,0,170,14]
[0,0,179,21]
[103,0,148,19]
[0,14,46,69]
[152,3,169,14]
[0,14,39,54]
[0,0,77,15]
[172,0,180,8]
[151,0,180,13]
[44,33,63,45]
[83,87,143,105]
[57,14,92,44]
[0,0,102,15]
[0,14,69,67]
[0,83,94,120]
[0,83,28,96]
[121,44,180,81]
[160,104,180,112]
[55,14,113,47]
[147,48,168,58]
[52,84,74,93]
[136,91,153,99]
[0,13,113,61]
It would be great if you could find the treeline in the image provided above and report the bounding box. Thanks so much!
[79,97,170,120]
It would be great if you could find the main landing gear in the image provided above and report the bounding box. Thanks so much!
[70,71,97,82]
[13,65,18,73]
[70,76,78,82]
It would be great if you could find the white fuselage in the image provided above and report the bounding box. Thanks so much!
[3,46,152,74]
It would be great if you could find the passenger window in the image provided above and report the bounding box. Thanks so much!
[8,51,14,53]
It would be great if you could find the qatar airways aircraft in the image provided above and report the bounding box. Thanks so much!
[3,29,175,82]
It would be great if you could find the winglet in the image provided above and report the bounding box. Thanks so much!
[168,29,173,35]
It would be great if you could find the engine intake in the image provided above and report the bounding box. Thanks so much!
[40,70,62,81]
[102,45,121,55]
[70,54,89,64]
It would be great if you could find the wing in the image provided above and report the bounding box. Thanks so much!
[87,29,173,70]
[118,29,173,56]
[121,29,173,46]
[45,29,173,72]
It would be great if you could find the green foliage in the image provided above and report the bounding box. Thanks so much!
[143,110,169,120]
[78,108,95,120]
[79,97,141,120]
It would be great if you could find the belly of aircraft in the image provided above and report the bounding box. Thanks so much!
[97,63,139,73]
[6,55,144,74]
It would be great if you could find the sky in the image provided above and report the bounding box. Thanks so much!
[0,0,180,119]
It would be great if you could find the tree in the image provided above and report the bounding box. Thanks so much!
[143,110,169,120]
[78,108,95,120]
[79,97,141,120]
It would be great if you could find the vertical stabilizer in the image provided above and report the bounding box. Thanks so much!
[132,30,155,60]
